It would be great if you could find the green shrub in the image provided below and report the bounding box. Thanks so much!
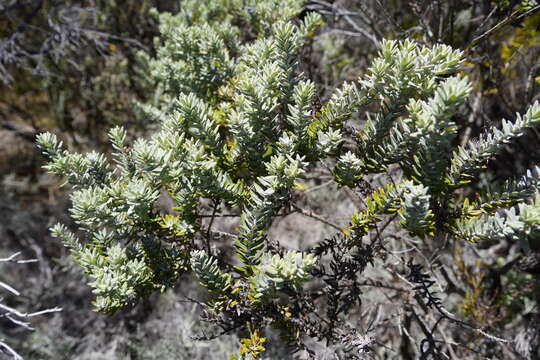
[37,0,540,357]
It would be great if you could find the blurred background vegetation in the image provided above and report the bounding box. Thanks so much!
[1,0,539,358]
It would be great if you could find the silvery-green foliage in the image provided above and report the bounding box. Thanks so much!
[334,151,363,186]
[37,0,540,355]
[36,133,110,188]
[450,102,540,185]
[250,251,316,299]
[456,192,540,248]
[235,154,305,272]
[191,250,232,293]
[399,184,434,237]
[465,166,540,214]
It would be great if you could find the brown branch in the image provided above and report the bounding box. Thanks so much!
[466,5,540,52]
[291,204,342,231]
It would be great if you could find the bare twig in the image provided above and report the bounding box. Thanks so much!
[0,340,23,360]
[0,302,62,319]
[466,5,540,51]
[307,0,381,47]
[0,252,38,264]
[291,204,342,231]
[0,281,19,296]
[205,199,220,254]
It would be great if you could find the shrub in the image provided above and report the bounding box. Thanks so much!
[37,0,540,358]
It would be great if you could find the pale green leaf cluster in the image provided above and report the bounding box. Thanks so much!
[450,102,540,185]
[399,184,434,237]
[462,166,540,215]
[250,251,316,299]
[456,192,540,250]
[36,133,110,188]
[50,224,156,312]
[235,155,305,272]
